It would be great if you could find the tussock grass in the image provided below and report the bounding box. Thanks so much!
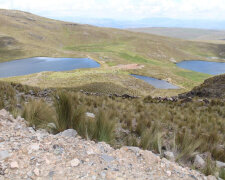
[175,130,202,161]
[54,92,75,132]
[140,122,162,154]
[22,99,54,129]
[93,110,115,143]
[0,81,17,111]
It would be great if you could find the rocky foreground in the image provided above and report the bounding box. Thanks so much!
[0,109,216,180]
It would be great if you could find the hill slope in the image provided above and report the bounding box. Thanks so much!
[0,9,225,96]
[128,27,225,42]
[1,9,224,63]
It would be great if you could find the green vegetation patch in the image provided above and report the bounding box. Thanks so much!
[118,52,161,65]
[176,70,211,82]
[64,42,124,53]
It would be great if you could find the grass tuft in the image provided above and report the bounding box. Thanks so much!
[93,110,115,143]
[22,99,54,129]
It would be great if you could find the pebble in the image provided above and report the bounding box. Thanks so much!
[101,154,115,162]
[33,168,40,176]
[166,170,172,176]
[70,158,80,167]
[10,161,19,169]
[0,150,10,160]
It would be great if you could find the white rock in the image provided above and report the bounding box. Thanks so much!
[0,150,11,160]
[216,161,225,168]
[164,151,175,161]
[60,129,77,138]
[29,143,40,153]
[86,112,95,118]
[194,155,205,169]
[70,158,80,167]
[87,149,95,155]
[10,161,19,169]
[33,168,40,176]
[166,170,171,176]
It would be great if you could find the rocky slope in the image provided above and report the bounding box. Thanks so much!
[181,74,225,98]
[0,109,216,180]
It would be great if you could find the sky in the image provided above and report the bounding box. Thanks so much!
[0,0,225,21]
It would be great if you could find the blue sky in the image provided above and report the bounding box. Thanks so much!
[0,0,225,20]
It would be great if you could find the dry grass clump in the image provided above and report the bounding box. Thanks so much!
[0,81,16,111]
[140,122,163,154]
[21,91,116,144]
[202,157,216,176]
[175,130,202,161]
[92,110,115,143]
[22,99,54,129]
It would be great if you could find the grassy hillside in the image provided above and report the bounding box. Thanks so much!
[128,27,225,43]
[0,9,225,96]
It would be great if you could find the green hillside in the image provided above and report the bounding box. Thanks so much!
[0,9,225,96]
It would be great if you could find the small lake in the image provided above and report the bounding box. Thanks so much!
[176,60,225,75]
[0,57,100,78]
[131,74,179,89]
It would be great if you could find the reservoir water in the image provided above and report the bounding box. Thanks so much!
[131,74,179,89]
[176,60,225,75]
[0,57,100,78]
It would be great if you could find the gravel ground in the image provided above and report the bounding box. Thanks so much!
[0,109,216,180]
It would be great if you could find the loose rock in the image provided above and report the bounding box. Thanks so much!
[70,158,80,167]
[194,155,206,169]
[60,129,77,138]
[164,151,175,161]
[0,151,10,161]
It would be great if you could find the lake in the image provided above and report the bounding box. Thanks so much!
[131,74,179,89]
[176,60,225,75]
[0,57,100,78]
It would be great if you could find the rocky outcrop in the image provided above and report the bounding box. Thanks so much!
[0,109,215,179]
[180,74,225,99]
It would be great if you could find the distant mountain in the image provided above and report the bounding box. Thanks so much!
[50,16,225,30]
[127,27,225,41]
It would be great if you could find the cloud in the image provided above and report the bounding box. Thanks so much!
[0,0,225,20]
